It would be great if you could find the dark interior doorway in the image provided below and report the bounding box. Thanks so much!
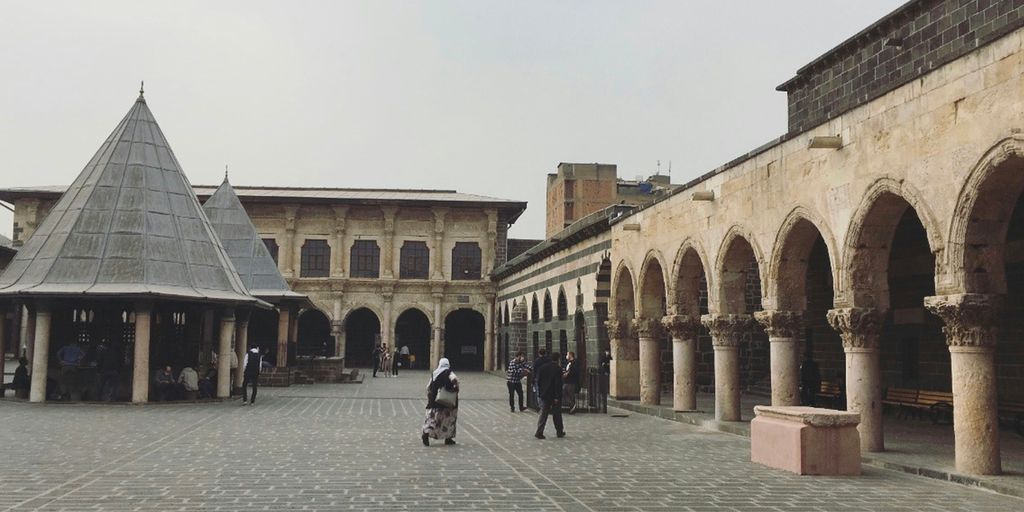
[345,308,381,367]
[395,308,431,370]
[297,309,332,358]
[444,309,485,371]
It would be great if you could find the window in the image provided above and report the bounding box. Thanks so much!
[399,241,429,279]
[350,240,380,278]
[262,238,279,264]
[451,242,481,280]
[300,239,330,277]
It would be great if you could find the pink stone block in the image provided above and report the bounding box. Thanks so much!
[751,406,861,475]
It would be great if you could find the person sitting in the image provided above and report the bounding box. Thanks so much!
[56,341,85,400]
[198,368,216,399]
[153,365,177,401]
[12,357,30,399]
[178,366,200,400]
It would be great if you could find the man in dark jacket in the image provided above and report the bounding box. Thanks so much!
[562,351,581,414]
[371,343,383,377]
[535,352,565,439]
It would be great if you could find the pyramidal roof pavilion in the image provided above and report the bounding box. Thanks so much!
[0,91,261,305]
[203,176,307,304]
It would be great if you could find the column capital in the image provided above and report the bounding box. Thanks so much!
[661,314,700,340]
[924,293,1002,348]
[632,317,664,339]
[700,314,753,348]
[605,318,631,339]
[754,310,802,339]
[826,307,882,350]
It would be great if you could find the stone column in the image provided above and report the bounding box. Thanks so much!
[382,288,393,348]
[925,293,1002,475]
[217,309,235,398]
[484,297,495,371]
[24,306,36,367]
[288,306,299,365]
[0,311,7,385]
[201,310,215,369]
[132,302,152,404]
[662,314,700,411]
[234,315,249,391]
[277,307,290,367]
[701,314,753,422]
[484,210,498,276]
[282,205,298,278]
[827,307,884,452]
[381,206,397,279]
[754,310,803,407]
[432,291,444,368]
[332,296,344,360]
[431,208,447,280]
[29,302,52,403]
[606,319,639,400]
[634,317,663,405]
[332,206,348,277]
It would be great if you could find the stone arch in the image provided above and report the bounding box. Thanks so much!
[638,251,668,318]
[842,178,943,310]
[297,308,332,357]
[671,239,712,316]
[543,290,553,322]
[714,226,765,315]
[392,303,432,327]
[947,136,1024,294]
[530,294,540,324]
[343,307,382,367]
[612,261,637,320]
[768,206,840,311]
[395,307,431,367]
[444,308,485,370]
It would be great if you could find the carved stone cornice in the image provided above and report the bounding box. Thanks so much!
[826,307,883,350]
[754,310,803,339]
[632,317,664,340]
[661,314,700,340]
[700,314,753,348]
[605,318,632,339]
[924,293,1002,348]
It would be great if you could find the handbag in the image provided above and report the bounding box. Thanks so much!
[435,386,458,408]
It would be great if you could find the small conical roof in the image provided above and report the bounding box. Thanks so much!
[203,176,307,302]
[0,92,259,305]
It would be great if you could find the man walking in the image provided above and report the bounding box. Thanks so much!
[562,351,580,414]
[535,352,565,439]
[506,351,529,412]
[242,347,263,405]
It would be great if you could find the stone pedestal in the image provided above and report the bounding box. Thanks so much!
[755,310,802,407]
[702,314,753,422]
[662,315,700,411]
[751,405,861,475]
[635,317,662,405]
[827,307,884,452]
[925,293,1002,475]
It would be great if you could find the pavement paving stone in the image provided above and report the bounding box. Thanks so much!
[1,371,1022,511]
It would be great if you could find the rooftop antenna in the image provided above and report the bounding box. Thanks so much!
[656,160,661,175]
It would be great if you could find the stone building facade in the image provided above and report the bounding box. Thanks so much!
[0,185,526,372]
[607,0,1024,478]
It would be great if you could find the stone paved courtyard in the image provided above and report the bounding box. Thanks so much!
[1,371,1022,511]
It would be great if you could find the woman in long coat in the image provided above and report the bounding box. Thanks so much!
[422,358,459,446]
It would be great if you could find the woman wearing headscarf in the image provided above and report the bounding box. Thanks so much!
[422,358,459,446]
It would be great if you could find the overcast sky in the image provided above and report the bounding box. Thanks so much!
[0,0,905,240]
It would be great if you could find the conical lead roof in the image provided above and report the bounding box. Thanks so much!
[203,177,306,302]
[0,93,259,305]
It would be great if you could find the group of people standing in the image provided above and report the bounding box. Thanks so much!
[371,343,412,378]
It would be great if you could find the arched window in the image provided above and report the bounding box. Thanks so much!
[531,295,540,324]
[300,239,330,277]
[350,240,381,278]
[399,241,429,279]
[543,292,553,322]
[452,242,482,280]
[557,289,568,320]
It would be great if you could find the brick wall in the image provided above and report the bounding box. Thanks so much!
[781,0,1024,133]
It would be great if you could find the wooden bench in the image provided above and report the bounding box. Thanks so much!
[816,381,843,409]
[882,387,918,418]
[914,390,954,424]
[998,401,1024,437]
